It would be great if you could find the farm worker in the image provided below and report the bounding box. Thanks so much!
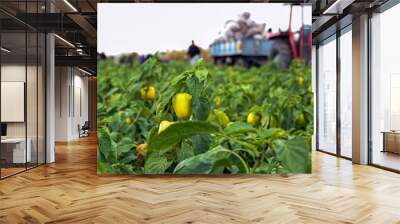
[187,40,200,65]
[139,55,147,64]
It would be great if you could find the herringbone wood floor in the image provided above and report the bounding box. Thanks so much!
[1,135,400,224]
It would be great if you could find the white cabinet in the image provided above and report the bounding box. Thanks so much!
[1,138,32,163]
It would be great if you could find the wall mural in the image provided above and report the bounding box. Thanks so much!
[97,3,313,175]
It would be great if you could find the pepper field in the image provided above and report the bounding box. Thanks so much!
[97,58,313,174]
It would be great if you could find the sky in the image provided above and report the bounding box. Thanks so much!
[98,3,312,56]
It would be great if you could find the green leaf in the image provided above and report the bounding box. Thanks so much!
[254,158,279,174]
[111,163,135,174]
[259,128,288,142]
[98,128,111,156]
[144,151,172,174]
[116,144,132,157]
[192,97,210,121]
[97,127,117,163]
[273,137,310,173]
[194,67,209,82]
[155,87,175,116]
[223,136,259,157]
[224,122,255,136]
[176,141,195,162]
[173,146,231,174]
[97,161,107,174]
[147,121,221,153]
[186,76,201,101]
[233,147,256,160]
[191,134,211,155]
[119,151,138,163]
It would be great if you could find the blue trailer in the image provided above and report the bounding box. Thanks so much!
[209,6,312,69]
[209,38,275,67]
[209,39,275,57]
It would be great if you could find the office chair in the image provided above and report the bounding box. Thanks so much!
[79,121,90,138]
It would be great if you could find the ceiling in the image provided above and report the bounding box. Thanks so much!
[0,0,99,74]
[309,0,390,42]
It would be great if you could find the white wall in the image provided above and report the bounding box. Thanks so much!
[55,67,69,141]
[55,67,89,141]
[1,63,46,164]
[71,73,89,138]
[1,65,37,137]
[1,65,26,144]
[312,45,316,151]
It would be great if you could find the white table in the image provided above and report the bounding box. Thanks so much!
[1,138,31,163]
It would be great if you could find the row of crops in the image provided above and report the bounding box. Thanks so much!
[97,58,313,174]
